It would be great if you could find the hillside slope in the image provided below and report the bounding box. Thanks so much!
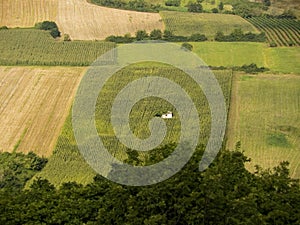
[161,11,259,39]
[0,0,164,40]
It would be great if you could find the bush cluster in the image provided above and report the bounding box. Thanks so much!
[91,0,161,12]
[215,29,266,42]
[208,64,269,74]
[105,29,207,43]
[34,21,60,38]
[165,0,181,7]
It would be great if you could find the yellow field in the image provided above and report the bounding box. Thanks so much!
[0,67,84,157]
[0,0,57,27]
[0,0,164,40]
[227,73,300,178]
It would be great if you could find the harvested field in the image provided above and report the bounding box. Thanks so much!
[0,0,164,40]
[0,67,84,157]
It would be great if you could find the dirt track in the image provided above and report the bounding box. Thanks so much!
[0,67,84,156]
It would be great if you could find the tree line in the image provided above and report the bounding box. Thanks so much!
[105,29,207,43]
[91,0,161,12]
[105,28,266,43]
[0,144,299,224]
[215,29,266,42]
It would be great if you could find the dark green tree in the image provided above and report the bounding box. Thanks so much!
[218,1,224,10]
[135,30,148,41]
[163,30,173,40]
[187,2,203,13]
[212,8,219,13]
[150,29,162,40]
[181,42,193,51]
[35,21,61,38]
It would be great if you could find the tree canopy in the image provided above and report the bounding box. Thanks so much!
[0,145,299,224]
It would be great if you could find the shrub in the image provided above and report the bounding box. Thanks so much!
[287,40,295,47]
[181,42,193,51]
[136,30,148,41]
[218,2,224,10]
[215,29,266,42]
[150,29,163,40]
[64,34,71,41]
[212,8,219,13]
[189,33,207,42]
[105,34,134,43]
[35,21,60,38]
[165,0,180,7]
[187,2,203,13]
[238,63,269,74]
[0,26,8,30]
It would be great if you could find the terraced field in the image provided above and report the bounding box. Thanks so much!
[0,67,84,157]
[161,11,259,39]
[227,73,300,178]
[247,17,300,46]
[0,0,164,40]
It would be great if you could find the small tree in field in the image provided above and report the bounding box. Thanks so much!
[187,2,203,13]
[136,30,148,41]
[64,34,71,41]
[35,21,60,38]
[212,8,219,13]
[218,2,224,10]
[163,30,173,40]
[150,29,162,40]
[181,42,193,51]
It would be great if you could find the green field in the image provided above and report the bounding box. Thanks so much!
[30,64,232,186]
[192,42,265,67]
[0,29,115,66]
[228,74,300,178]
[192,42,300,74]
[160,11,259,39]
[264,47,300,74]
[1,29,299,74]
[1,26,300,186]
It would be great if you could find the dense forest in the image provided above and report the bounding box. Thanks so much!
[1,145,299,224]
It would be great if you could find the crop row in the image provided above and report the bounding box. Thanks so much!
[0,29,116,66]
[39,66,232,185]
[247,17,300,47]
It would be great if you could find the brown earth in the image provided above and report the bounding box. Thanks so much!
[0,67,84,157]
[0,0,164,40]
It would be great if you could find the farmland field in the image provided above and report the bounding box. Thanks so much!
[0,29,116,66]
[192,42,266,67]
[264,47,300,74]
[1,30,299,75]
[192,42,300,74]
[247,17,300,47]
[31,65,233,186]
[0,0,57,27]
[0,0,164,40]
[160,11,259,39]
[0,67,84,157]
[57,0,164,40]
[227,73,300,178]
